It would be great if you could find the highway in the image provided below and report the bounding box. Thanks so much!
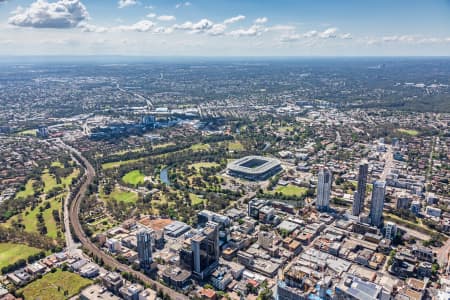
[61,140,188,300]
[380,144,394,181]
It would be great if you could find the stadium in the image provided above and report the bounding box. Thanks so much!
[227,156,282,181]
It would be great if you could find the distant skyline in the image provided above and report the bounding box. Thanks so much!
[1,0,450,56]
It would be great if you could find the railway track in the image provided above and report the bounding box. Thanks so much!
[63,141,188,300]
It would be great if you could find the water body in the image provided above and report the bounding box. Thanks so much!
[160,167,171,185]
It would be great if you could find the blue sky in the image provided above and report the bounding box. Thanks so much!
[0,0,450,56]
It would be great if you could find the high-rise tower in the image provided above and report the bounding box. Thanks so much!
[190,221,220,280]
[136,229,153,270]
[316,167,332,211]
[370,181,386,227]
[352,161,369,216]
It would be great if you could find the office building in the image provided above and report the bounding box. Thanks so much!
[102,272,124,293]
[247,199,270,220]
[369,181,386,227]
[37,126,49,138]
[141,115,156,126]
[136,229,152,270]
[352,161,368,216]
[316,167,332,211]
[106,238,121,253]
[119,283,144,300]
[258,231,274,250]
[396,193,412,210]
[335,274,384,300]
[80,284,121,300]
[162,267,192,290]
[384,222,397,241]
[192,221,220,280]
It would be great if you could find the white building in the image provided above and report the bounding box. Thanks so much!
[106,238,122,253]
[258,231,274,250]
[317,167,332,211]
[426,206,441,218]
[384,222,397,240]
[369,181,386,227]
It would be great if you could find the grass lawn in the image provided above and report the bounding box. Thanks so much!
[397,128,419,136]
[50,161,64,168]
[102,143,213,170]
[42,168,79,193]
[42,198,63,239]
[189,193,204,206]
[0,243,42,270]
[110,189,138,203]
[112,147,145,156]
[227,141,245,151]
[269,184,308,197]
[20,269,92,300]
[189,162,220,170]
[153,142,176,149]
[41,171,58,193]
[61,168,80,187]
[190,143,210,151]
[15,179,35,199]
[17,129,36,136]
[7,195,64,239]
[278,126,294,133]
[102,158,143,170]
[122,170,145,186]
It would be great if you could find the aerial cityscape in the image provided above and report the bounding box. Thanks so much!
[0,1,450,300]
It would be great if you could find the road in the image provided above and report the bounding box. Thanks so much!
[437,237,450,268]
[54,139,81,255]
[395,224,430,241]
[61,140,188,300]
[380,144,394,181]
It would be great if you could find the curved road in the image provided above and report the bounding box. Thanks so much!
[63,141,188,300]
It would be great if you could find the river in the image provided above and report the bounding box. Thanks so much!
[159,167,171,185]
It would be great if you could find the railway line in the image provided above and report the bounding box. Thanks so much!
[62,141,188,300]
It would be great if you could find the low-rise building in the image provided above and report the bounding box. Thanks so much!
[80,284,122,300]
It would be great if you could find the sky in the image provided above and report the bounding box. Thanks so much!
[0,0,450,56]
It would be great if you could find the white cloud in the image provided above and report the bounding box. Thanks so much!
[268,25,296,32]
[302,28,338,39]
[318,27,338,38]
[146,13,156,18]
[280,33,301,42]
[8,0,89,29]
[223,15,245,25]
[175,1,191,9]
[157,15,176,22]
[280,27,351,42]
[254,17,268,24]
[382,35,417,43]
[153,26,174,34]
[78,22,107,33]
[116,20,155,32]
[228,25,266,37]
[118,0,137,8]
[173,18,214,33]
[303,30,318,38]
[377,35,450,44]
[207,23,226,36]
[340,33,352,39]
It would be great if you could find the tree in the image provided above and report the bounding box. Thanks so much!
[258,281,273,300]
